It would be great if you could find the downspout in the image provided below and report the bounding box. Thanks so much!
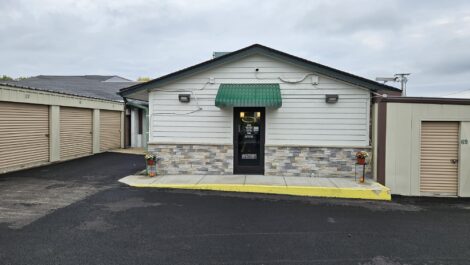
[124,99,149,150]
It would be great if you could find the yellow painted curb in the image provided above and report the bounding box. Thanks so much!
[125,182,391,201]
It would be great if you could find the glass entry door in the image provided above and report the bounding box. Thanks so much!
[233,107,265,174]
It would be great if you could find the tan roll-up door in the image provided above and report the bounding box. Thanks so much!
[420,121,460,196]
[100,110,121,151]
[0,102,49,172]
[60,107,92,159]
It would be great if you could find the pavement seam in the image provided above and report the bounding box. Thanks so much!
[195,175,207,185]
[150,176,160,184]
[327,178,340,188]
[282,176,288,187]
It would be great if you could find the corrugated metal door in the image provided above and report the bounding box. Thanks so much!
[60,107,92,159]
[0,102,49,172]
[100,110,121,151]
[420,121,460,196]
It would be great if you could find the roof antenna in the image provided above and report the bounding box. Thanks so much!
[376,73,411,96]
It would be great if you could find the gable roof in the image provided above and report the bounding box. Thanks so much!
[120,44,401,98]
[2,75,137,102]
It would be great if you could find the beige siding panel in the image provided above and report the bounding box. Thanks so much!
[420,122,459,196]
[60,107,92,159]
[384,103,470,196]
[0,102,49,171]
[100,110,121,151]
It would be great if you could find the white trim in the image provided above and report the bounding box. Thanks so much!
[266,144,371,148]
[147,141,370,149]
[148,141,232,146]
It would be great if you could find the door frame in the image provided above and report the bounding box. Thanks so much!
[233,107,265,175]
[124,107,131,148]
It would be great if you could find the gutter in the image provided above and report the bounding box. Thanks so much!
[124,99,149,110]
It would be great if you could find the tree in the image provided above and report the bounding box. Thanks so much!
[0,75,14,81]
[0,75,30,81]
[137,77,151,82]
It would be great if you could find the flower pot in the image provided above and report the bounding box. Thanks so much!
[148,167,156,177]
[147,163,157,177]
[357,158,366,165]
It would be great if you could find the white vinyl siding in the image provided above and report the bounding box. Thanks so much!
[266,88,369,146]
[149,54,370,146]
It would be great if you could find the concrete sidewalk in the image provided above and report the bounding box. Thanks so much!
[119,174,391,201]
[110,148,145,155]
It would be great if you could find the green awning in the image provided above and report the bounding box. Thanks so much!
[215,84,282,108]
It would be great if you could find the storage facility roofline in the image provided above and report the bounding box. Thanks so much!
[0,82,123,103]
[374,96,470,105]
[120,44,402,98]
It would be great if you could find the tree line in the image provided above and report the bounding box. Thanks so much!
[0,75,29,81]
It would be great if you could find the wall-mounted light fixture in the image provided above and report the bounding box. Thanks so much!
[178,94,191,103]
[325,94,339,103]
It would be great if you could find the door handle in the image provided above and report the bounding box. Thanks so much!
[451,159,458,164]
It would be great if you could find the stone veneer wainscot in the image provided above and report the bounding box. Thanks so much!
[148,144,233,175]
[265,146,372,178]
[149,144,371,178]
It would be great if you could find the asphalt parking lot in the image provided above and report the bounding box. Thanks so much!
[0,152,145,228]
[1,152,470,265]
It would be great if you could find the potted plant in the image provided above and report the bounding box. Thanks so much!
[355,151,369,165]
[144,153,160,177]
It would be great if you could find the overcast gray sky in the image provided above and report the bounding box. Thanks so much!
[2,0,470,96]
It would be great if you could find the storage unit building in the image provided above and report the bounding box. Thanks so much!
[0,83,124,173]
[2,75,144,150]
[372,97,470,197]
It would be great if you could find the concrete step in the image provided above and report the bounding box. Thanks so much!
[118,174,391,201]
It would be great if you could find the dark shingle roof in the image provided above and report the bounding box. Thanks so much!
[2,75,137,102]
[121,44,401,98]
